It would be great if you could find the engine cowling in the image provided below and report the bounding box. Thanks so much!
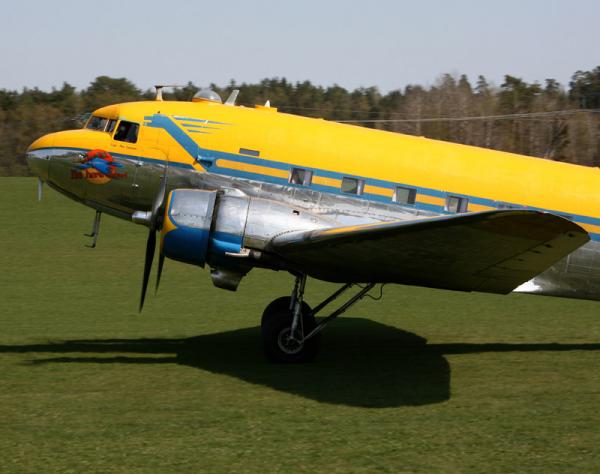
[161,188,246,267]
[160,188,333,290]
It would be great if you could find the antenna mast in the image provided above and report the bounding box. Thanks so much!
[154,84,186,101]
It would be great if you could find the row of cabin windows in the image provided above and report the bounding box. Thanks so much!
[85,123,472,213]
[288,167,469,212]
[86,115,139,144]
[445,195,469,213]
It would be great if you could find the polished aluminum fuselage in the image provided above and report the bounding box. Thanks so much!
[29,145,600,301]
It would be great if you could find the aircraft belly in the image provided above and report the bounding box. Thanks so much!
[514,240,600,300]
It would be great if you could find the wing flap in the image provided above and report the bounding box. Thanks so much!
[267,210,589,294]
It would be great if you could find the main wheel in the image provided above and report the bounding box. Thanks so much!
[261,298,321,363]
[261,296,310,328]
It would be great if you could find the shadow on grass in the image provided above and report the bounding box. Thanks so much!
[3,317,600,407]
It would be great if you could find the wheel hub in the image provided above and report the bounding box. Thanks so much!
[277,327,304,355]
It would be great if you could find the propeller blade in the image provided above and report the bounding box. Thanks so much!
[155,248,165,295]
[37,179,43,202]
[152,165,169,296]
[151,171,168,229]
[139,163,169,311]
[139,229,156,312]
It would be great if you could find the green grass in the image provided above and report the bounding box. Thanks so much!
[1,177,600,473]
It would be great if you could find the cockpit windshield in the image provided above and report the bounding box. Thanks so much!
[86,115,109,131]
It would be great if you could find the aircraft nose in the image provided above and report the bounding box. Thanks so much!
[26,134,55,180]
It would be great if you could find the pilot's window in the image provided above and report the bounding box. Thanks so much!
[106,119,117,134]
[114,121,139,143]
[394,186,417,205]
[289,168,313,186]
[341,177,364,195]
[86,116,108,131]
[446,195,469,213]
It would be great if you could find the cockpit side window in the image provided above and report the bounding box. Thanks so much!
[86,115,109,131]
[114,120,139,143]
[106,119,117,134]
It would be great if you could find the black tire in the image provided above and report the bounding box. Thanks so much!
[261,299,321,363]
[261,296,310,329]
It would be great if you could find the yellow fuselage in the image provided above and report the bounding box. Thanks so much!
[28,98,600,241]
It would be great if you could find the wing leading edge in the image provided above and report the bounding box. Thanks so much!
[266,210,589,294]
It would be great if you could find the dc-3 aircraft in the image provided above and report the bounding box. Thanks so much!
[26,87,600,362]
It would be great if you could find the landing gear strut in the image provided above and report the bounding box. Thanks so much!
[84,210,102,248]
[261,275,377,363]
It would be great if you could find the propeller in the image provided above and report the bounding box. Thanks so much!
[37,178,43,201]
[156,244,166,295]
[139,164,169,312]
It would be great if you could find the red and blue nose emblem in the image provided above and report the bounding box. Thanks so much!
[74,149,126,184]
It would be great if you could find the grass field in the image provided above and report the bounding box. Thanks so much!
[2,177,600,473]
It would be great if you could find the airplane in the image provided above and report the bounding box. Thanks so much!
[26,86,598,363]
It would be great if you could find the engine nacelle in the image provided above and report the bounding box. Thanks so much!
[162,188,251,269]
[161,188,333,290]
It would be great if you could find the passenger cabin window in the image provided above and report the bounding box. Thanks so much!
[393,186,417,205]
[446,195,469,213]
[341,177,364,195]
[86,116,108,131]
[289,168,313,186]
[498,202,522,209]
[239,148,260,157]
[114,121,139,143]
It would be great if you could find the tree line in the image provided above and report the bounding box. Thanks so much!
[2,68,600,176]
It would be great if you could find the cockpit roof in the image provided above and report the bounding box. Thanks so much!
[92,99,229,126]
[92,104,120,119]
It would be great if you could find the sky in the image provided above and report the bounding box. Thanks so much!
[1,0,599,93]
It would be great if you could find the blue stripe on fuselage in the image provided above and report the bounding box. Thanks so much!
[144,115,201,162]
[139,113,600,238]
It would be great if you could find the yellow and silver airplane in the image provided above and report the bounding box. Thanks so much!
[26,87,597,362]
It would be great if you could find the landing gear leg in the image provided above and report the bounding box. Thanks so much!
[84,210,102,248]
[261,277,379,363]
[262,274,320,363]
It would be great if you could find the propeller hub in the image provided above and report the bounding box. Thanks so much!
[132,211,152,226]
